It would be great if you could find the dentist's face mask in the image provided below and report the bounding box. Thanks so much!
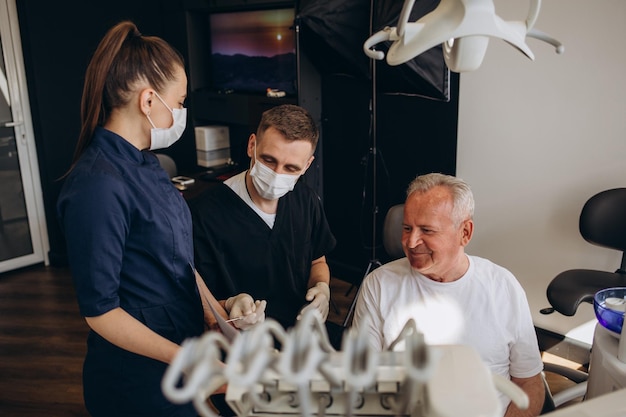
[147,91,187,150]
[249,143,304,200]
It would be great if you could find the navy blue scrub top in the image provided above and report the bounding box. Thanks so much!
[57,127,203,416]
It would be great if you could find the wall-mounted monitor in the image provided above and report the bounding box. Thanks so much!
[209,8,296,96]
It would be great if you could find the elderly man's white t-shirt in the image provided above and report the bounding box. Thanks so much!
[352,255,544,415]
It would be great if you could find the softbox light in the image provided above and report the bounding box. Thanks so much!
[297,0,449,101]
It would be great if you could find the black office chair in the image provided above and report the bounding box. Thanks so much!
[546,187,626,316]
[541,187,626,409]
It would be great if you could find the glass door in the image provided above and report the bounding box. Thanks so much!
[0,0,49,273]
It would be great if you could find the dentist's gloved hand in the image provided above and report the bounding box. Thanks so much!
[297,282,330,321]
[225,293,267,330]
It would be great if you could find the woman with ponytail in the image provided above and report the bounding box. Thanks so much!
[57,21,265,416]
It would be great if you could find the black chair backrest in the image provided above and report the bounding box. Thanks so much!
[579,188,626,272]
[546,187,626,317]
[580,188,626,252]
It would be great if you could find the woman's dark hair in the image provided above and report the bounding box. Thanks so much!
[72,21,184,164]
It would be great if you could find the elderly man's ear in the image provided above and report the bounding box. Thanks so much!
[460,219,474,246]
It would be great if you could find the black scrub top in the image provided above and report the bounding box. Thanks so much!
[190,178,336,329]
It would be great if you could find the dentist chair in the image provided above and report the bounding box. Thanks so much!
[546,188,626,318]
[382,203,406,262]
[541,188,626,407]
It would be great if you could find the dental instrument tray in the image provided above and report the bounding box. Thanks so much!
[594,287,626,335]
[162,310,530,417]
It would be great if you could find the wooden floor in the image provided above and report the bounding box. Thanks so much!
[0,264,89,416]
[0,264,583,416]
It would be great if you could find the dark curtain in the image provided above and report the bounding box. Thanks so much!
[297,0,371,80]
[373,0,448,100]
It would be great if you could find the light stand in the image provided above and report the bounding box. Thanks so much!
[343,1,383,327]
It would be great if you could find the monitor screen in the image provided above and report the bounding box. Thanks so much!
[209,8,296,96]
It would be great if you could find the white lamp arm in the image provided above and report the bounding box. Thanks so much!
[526,0,542,30]
[363,27,395,60]
[527,27,565,54]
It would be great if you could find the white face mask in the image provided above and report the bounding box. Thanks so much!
[147,92,187,150]
[249,144,303,200]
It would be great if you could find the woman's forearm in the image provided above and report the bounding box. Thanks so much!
[85,307,180,364]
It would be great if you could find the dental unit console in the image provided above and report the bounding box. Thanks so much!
[162,311,529,417]
[363,0,563,72]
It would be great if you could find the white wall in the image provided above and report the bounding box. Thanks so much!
[457,0,626,343]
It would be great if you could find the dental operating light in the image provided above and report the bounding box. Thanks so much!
[364,0,563,72]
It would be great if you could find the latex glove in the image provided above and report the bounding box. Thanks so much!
[225,293,267,330]
[297,282,330,321]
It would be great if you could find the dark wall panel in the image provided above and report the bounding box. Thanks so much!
[320,74,373,281]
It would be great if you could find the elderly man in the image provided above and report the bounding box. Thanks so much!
[352,173,544,417]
